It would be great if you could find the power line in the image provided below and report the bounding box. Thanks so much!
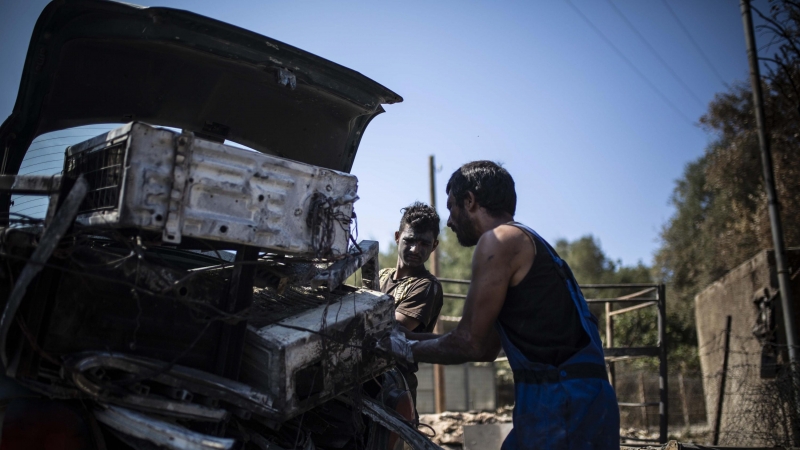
[605,0,706,107]
[19,150,67,163]
[30,134,103,145]
[660,0,730,89]
[563,0,697,126]
[18,167,63,175]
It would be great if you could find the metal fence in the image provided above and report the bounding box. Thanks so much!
[436,279,670,444]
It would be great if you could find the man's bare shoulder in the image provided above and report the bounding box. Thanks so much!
[472,224,529,261]
[476,224,529,248]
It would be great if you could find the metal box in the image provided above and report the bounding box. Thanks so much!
[63,122,358,258]
[240,288,394,421]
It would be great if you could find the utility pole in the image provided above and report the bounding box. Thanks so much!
[429,155,446,413]
[740,0,799,365]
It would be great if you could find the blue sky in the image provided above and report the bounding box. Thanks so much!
[0,0,760,266]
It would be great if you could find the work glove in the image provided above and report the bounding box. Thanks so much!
[374,325,417,366]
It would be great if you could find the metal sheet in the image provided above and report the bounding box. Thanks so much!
[94,405,235,450]
[177,135,357,257]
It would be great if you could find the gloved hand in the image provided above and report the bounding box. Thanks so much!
[374,325,417,366]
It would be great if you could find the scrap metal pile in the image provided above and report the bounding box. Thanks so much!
[0,124,437,449]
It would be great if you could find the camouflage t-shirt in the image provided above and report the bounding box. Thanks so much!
[379,267,443,333]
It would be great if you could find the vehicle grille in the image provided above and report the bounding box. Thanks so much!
[64,142,126,213]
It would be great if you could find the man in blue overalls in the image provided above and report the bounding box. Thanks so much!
[379,161,619,449]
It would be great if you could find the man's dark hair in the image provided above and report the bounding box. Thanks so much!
[399,202,440,239]
[445,161,516,217]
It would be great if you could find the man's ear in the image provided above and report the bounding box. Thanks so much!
[432,239,439,252]
[394,230,401,243]
[464,191,478,212]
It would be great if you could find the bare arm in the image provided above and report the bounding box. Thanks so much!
[410,227,525,364]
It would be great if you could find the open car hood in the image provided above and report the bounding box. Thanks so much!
[0,0,402,175]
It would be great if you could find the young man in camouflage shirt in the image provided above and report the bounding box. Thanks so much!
[379,202,444,409]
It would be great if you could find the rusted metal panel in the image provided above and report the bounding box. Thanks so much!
[240,288,394,421]
[63,122,358,258]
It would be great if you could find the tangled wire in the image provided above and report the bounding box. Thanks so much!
[306,192,357,259]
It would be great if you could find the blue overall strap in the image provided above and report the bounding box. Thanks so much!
[506,222,608,367]
[497,222,620,450]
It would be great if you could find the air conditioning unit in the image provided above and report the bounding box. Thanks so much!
[63,122,358,259]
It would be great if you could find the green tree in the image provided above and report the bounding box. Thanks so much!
[653,1,800,371]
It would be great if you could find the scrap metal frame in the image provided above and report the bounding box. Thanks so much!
[438,279,669,445]
[584,283,668,445]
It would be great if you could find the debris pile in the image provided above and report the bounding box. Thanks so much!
[418,407,513,447]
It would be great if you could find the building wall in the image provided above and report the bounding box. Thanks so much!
[694,248,800,446]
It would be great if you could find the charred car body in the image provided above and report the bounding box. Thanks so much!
[0,1,435,449]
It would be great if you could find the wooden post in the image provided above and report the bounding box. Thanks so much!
[429,155,446,414]
[639,372,649,429]
[605,302,615,390]
[713,315,732,446]
[679,373,690,430]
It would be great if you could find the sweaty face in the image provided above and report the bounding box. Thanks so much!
[446,192,481,247]
[396,227,437,269]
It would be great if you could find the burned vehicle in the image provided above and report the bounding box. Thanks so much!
[0,1,436,449]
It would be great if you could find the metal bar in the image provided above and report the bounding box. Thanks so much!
[604,347,660,358]
[0,175,88,368]
[443,293,467,299]
[213,245,259,380]
[463,363,470,411]
[586,298,658,303]
[0,174,61,194]
[741,0,799,365]
[429,154,446,415]
[616,287,657,299]
[360,396,443,450]
[620,436,660,443]
[438,278,471,285]
[579,283,659,289]
[608,301,658,317]
[713,315,732,446]
[443,280,660,290]
[619,402,661,407]
[311,240,379,291]
[640,372,649,429]
[361,247,379,291]
[605,355,655,363]
[658,284,669,444]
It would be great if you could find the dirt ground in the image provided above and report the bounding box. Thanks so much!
[418,409,714,449]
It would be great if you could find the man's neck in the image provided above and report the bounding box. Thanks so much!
[476,213,515,235]
[394,261,427,280]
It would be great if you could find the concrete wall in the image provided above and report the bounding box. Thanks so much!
[694,248,800,446]
[416,363,497,413]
